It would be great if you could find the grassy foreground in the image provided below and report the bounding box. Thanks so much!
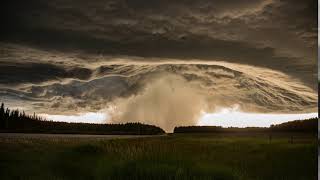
[0,134,316,180]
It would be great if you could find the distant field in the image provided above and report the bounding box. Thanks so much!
[0,133,316,180]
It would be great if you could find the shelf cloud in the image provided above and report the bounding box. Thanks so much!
[0,0,317,130]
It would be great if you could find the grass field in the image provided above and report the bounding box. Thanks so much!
[0,133,317,180]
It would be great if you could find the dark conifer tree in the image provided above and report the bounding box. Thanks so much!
[0,103,4,128]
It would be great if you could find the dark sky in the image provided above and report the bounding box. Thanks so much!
[0,0,317,129]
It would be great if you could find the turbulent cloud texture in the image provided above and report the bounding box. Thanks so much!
[0,0,317,130]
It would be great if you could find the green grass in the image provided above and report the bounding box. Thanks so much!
[0,134,317,180]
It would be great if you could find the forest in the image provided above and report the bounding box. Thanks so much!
[0,103,165,135]
[174,118,317,134]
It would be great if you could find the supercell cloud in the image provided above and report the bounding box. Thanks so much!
[0,0,317,131]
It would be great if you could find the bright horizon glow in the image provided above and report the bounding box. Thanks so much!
[40,112,107,124]
[40,108,318,128]
[199,108,318,127]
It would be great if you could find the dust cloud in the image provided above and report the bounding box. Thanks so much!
[110,74,208,132]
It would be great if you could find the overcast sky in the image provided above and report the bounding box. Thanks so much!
[0,0,317,131]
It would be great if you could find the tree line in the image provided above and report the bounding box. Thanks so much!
[0,103,165,135]
[269,118,317,133]
[174,118,317,134]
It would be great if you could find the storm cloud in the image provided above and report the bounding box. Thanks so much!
[0,0,317,130]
